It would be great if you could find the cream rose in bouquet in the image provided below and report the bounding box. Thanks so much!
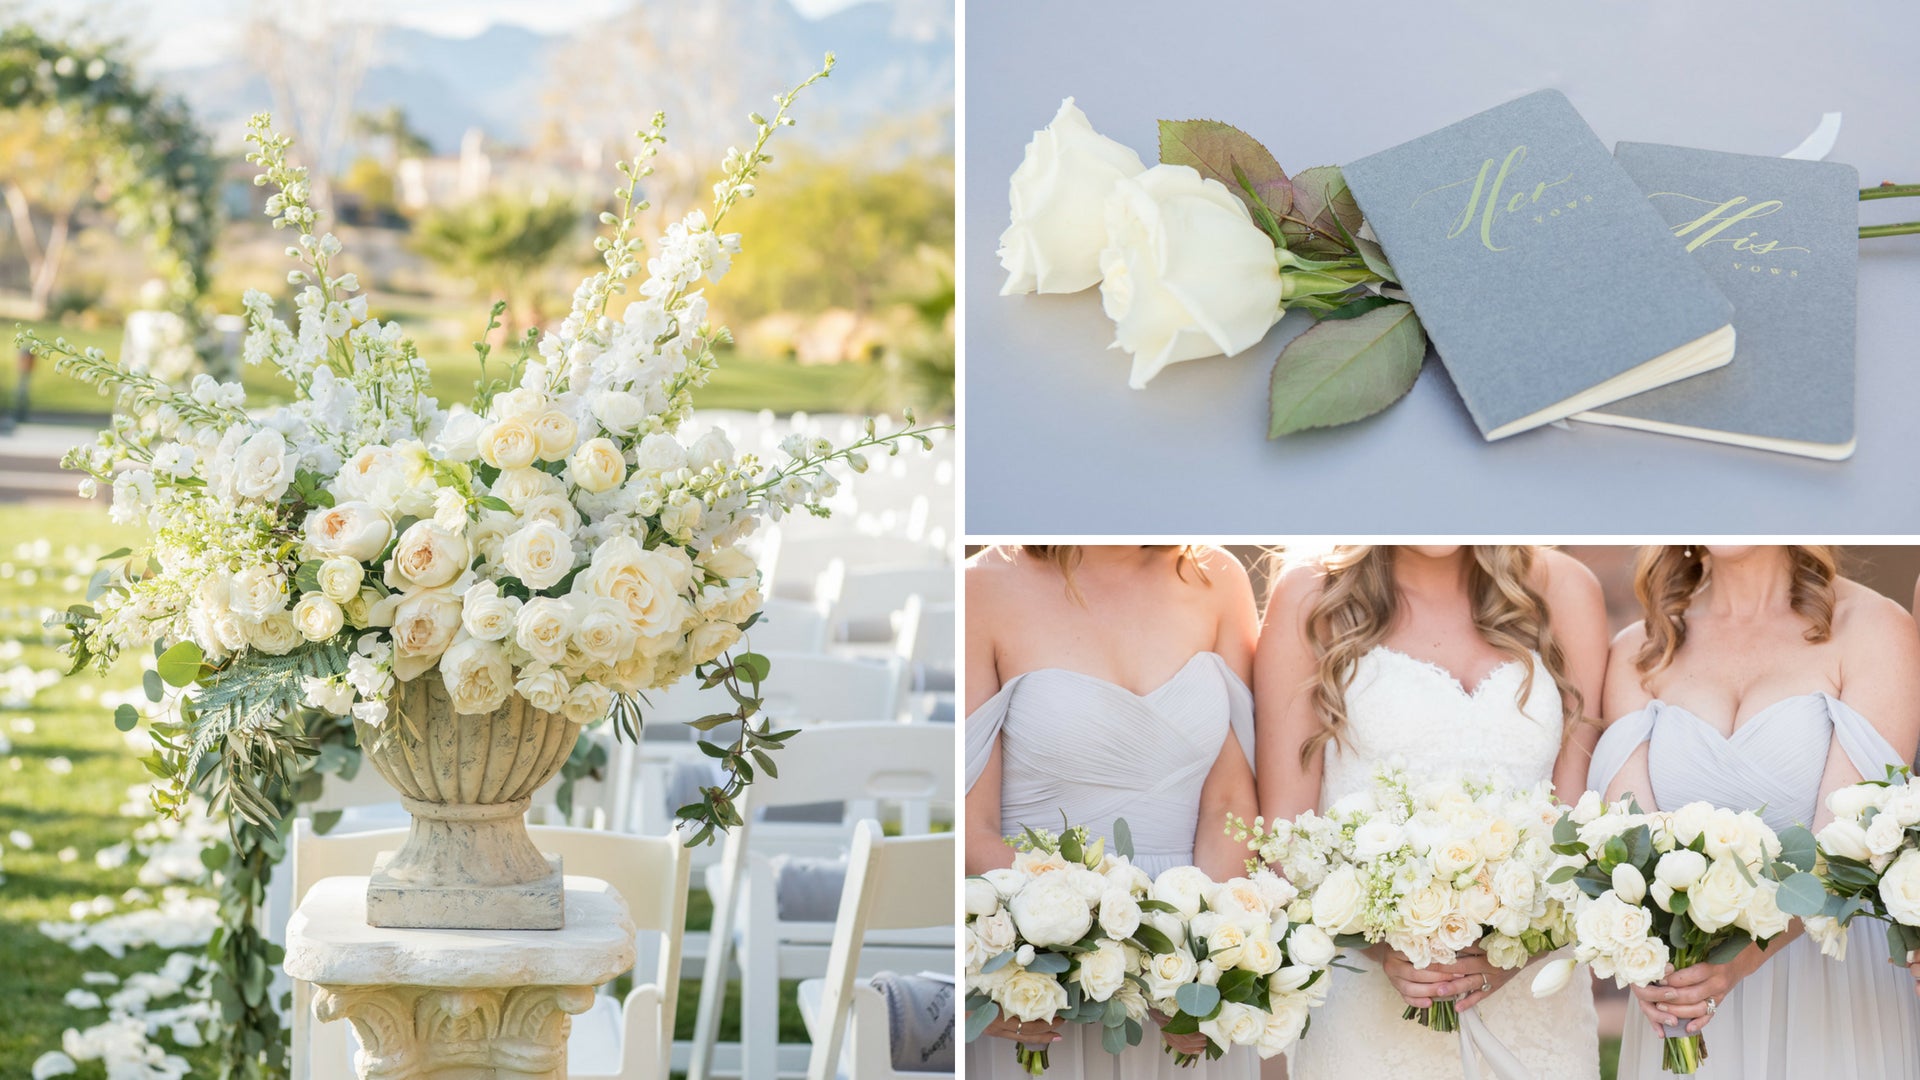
[964,821,1172,1075]
[1773,766,1920,967]
[1535,793,1811,1073]
[1245,767,1571,1034]
[32,57,944,843]
[1141,865,1336,1066]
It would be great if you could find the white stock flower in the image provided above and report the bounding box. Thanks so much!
[292,594,344,641]
[503,521,575,591]
[439,635,513,714]
[387,521,469,591]
[304,502,394,562]
[568,437,627,493]
[1098,164,1285,388]
[999,97,1145,296]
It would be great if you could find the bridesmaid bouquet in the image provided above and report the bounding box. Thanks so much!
[1237,768,1571,1033]
[1776,766,1920,964]
[962,820,1175,1074]
[1536,793,1812,1073]
[1141,865,1337,1065]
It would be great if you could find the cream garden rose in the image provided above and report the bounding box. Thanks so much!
[292,594,344,641]
[439,635,513,714]
[304,501,392,562]
[388,590,463,679]
[568,437,628,493]
[999,97,1145,295]
[503,521,575,591]
[387,521,469,590]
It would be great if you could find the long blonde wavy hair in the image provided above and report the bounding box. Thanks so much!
[1024,545,1211,603]
[1633,545,1839,679]
[1299,545,1584,766]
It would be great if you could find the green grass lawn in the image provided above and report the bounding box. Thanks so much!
[1,316,873,419]
[0,504,812,1077]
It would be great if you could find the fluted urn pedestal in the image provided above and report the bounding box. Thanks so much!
[356,674,581,930]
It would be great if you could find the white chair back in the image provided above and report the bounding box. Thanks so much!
[748,598,831,653]
[763,530,944,602]
[817,561,954,645]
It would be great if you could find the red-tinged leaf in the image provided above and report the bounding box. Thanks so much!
[1158,118,1292,217]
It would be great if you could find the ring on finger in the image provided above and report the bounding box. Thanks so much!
[1705,997,1718,1016]
[1480,975,1491,995]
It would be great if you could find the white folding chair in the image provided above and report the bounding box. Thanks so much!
[816,561,955,650]
[749,598,831,654]
[892,595,955,725]
[288,822,690,1080]
[799,822,955,1079]
[762,529,944,602]
[688,723,953,1080]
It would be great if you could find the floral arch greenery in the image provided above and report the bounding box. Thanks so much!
[0,25,220,365]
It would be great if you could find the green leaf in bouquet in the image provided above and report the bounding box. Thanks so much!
[1776,824,1818,872]
[1157,119,1293,220]
[964,1000,999,1042]
[311,809,343,835]
[1573,875,1609,899]
[1333,932,1370,949]
[1027,952,1071,975]
[981,950,1014,974]
[1136,898,1179,914]
[1102,1023,1129,1055]
[1102,999,1128,1028]
[733,651,772,685]
[1267,301,1426,437]
[1706,930,1752,965]
[114,703,140,732]
[157,640,205,687]
[1318,295,1397,322]
[1625,824,1653,867]
[1600,835,1629,871]
[143,669,164,703]
[1125,1018,1145,1047]
[1667,889,1690,917]
[1060,828,1083,864]
[1283,166,1365,259]
[1131,922,1177,956]
[1773,871,1828,917]
[1113,817,1134,860]
[1174,982,1221,1020]
[1546,865,1578,884]
[1216,966,1259,1002]
[294,560,324,594]
[1160,1011,1201,1035]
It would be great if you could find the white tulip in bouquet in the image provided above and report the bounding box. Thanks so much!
[1138,864,1336,1066]
[963,821,1172,1074]
[28,56,943,843]
[1773,765,1920,967]
[1535,793,1812,1073]
[1237,767,1572,1034]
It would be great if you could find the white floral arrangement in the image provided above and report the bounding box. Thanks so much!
[26,55,942,842]
[1780,766,1920,967]
[1137,864,1334,1065]
[962,822,1173,1075]
[1534,792,1811,1073]
[1237,767,1571,1034]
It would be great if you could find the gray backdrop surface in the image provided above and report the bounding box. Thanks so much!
[964,0,1920,534]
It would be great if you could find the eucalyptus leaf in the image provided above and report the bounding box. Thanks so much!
[1102,1023,1128,1055]
[1174,981,1221,1019]
[1773,871,1829,917]
[1026,951,1070,975]
[1157,119,1292,217]
[1113,817,1134,861]
[1776,825,1818,873]
[1268,302,1426,436]
[964,1001,999,1042]
[114,703,139,731]
[156,640,204,688]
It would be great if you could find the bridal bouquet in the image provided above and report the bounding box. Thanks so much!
[1237,768,1571,1033]
[1141,865,1336,1065]
[28,57,942,843]
[1536,793,1811,1073]
[1772,766,1920,965]
[998,98,1425,436]
[963,821,1172,1074]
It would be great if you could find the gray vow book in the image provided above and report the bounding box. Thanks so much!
[1577,143,1860,459]
[1343,90,1735,441]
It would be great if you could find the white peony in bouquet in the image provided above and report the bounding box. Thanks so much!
[1138,864,1336,1066]
[1534,793,1811,1073]
[1774,765,1920,968]
[963,821,1170,1075]
[28,56,942,844]
[1239,767,1572,1034]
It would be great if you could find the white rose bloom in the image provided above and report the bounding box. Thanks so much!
[248,611,301,655]
[489,466,565,511]
[460,581,522,641]
[514,665,572,714]
[1686,859,1755,934]
[514,598,575,665]
[965,879,1001,918]
[1654,849,1708,891]
[974,909,1017,954]
[1866,811,1907,857]
[1741,881,1790,940]
[1570,790,1605,825]
[1817,818,1874,863]
[1309,865,1365,934]
[590,391,648,436]
[529,411,578,461]
[700,544,759,582]
[1142,947,1198,1000]
[574,536,695,638]
[571,596,638,665]
[432,407,487,461]
[1889,790,1920,827]
[632,432,688,478]
[503,521,576,591]
[1200,1001,1266,1049]
[1280,922,1331,968]
[1096,887,1142,940]
[1007,877,1094,946]
[689,619,743,665]
[659,497,703,541]
[1483,933,1530,970]
[1608,902,1653,948]
[389,590,464,679]
[1492,860,1537,912]
[562,681,613,725]
[1072,939,1129,1002]
[1432,837,1483,879]
[1257,998,1310,1057]
[387,521,469,591]
[304,501,394,562]
[998,97,1145,295]
[232,429,295,500]
[317,557,364,604]
[1149,865,1213,919]
[568,437,627,493]
[292,594,344,641]
[1881,849,1920,927]
[333,445,417,511]
[996,969,1068,1024]
[491,386,547,419]
[1402,883,1453,935]
[1098,164,1285,389]
[1615,937,1672,986]
[439,635,513,714]
[1611,863,1648,906]
[1351,819,1406,862]
[229,565,287,622]
[478,417,540,470]
[1667,802,1714,848]
[1205,921,1250,969]
[1238,932,1284,976]
[1827,782,1885,822]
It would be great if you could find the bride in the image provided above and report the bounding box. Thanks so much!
[1255,545,1605,1079]
[1592,545,1920,1078]
[964,545,1262,1078]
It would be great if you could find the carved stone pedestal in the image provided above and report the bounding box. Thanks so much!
[286,875,635,1079]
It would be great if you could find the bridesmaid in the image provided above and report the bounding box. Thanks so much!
[1592,545,1920,1079]
[965,545,1260,1079]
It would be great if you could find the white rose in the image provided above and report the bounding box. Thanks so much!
[514,664,571,714]
[1881,849,1920,927]
[388,590,463,679]
[1007,877,1094,946]
[478,417,540,469]
[589,391,647,436]
[689,619,743,665]
[1741,881,1790,940]
[1432,837,1483,879]
[529,411,577,461]
[1257,999,1310,1057]
[1817,818,1874,863]
[1205,921,1249,969]
[248,611,301,655]
[1667,802,1715,848]
[1611,863,1648,906]
[491,386,547,419]
[1828,783,1885,823]
[232,429,294,500]
[1867,811,1907,857]
[292,594,344,641]
[1478,817,1519,861]
[1072,939,1129,1002]
[1687,858,1755,933]
[317,558,364,604]
[438,635,513,714]
[1483,933,1530,970]
[229,565,287,622]
[1569,790,1605,825]
[432,407,487,460]
[1574,893,1625,948]
[1351,819,1406,862]
[563,681,613,725]
[386,521,469,591]
[965,879,1001,918]
[514,598,575,665]
[1238,932,1283,976]
[1098,163,1284,388]
[1096,888,1141,940]
[567,437,627,493]
[1309,865,1365,934]
[659,497,703,541]
[1199,1001,1265,1049]
[700,544,758,582]
[996,969,1067,1024]
[982,868,1026,900]
[1436,911,1481,954]
[460,581,522,641]
[1402,883,1453,935]
[1141,947,1198,1000]
[1609,902,1653,948]
[304,502,393,562]
[1285,923,1335,968]
[998,97,1145,296]
[975,910,1017,954]
[489,466,564,511]
[503,521,575,591]
[632,432,687,477]
[1492,861,1537,912]
[572,596,638,665]
[1654,849,1708,891]
[1615,937,1671,986]
[573,536,693,638]
[1208,878,1271,922]
[1149,865,1213,919]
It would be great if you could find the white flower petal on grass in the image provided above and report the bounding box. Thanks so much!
[63,989,102,1009]
[81,971,120,986]
[9,829,33,850]
[47,755,72,775]
[30,1050,76,1079]
[57,846,77,863]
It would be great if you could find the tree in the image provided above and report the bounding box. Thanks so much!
[0,107,105,317]
[354,104,433,169]
[412,195,579,338]
[244,0,374,224]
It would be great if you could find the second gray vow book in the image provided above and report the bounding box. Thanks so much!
[1576,143,1860,459]
[1343,91,1734,441]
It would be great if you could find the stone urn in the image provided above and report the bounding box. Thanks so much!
[352,673,581,930]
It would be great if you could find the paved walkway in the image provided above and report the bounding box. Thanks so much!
[0,422,99,503]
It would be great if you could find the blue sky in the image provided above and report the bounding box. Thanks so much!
[29,0,882,70]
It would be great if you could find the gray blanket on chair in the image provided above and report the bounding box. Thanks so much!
[869,971,955,1073]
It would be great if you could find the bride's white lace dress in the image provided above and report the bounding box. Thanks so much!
[1287,646,1600,1079]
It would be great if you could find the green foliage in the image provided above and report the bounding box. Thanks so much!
[412,194,581,333]
[1267,302,1427,436]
